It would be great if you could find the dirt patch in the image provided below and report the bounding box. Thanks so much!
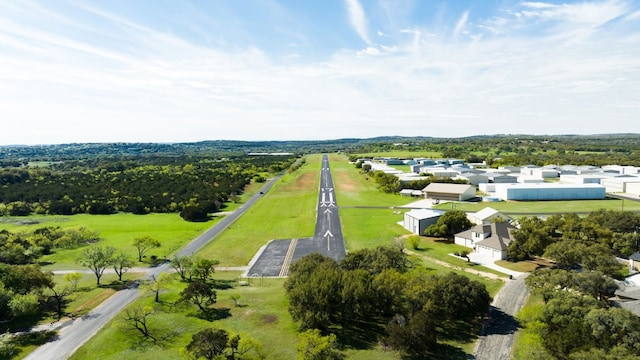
[261,314,278,324]
[282,172,316,191]
[72,288,116,315]
[334,169,358,192]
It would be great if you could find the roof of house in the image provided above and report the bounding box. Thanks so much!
[473,207,500,220]
[422,183,475,194]
[614,299,640,317]
[615,284,640,300]
[405,209,443,220]
[455,222,515,251]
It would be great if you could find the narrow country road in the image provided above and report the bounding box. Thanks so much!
[23,176,281,360]
[474,274,529,360]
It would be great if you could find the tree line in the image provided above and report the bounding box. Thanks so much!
[284,246,491,358]
[0,155,297,219]
[508,209,640,274]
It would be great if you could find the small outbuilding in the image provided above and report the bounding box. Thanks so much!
[422,183,476,201]
[403,209,443,235]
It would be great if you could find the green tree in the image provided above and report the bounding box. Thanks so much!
[424,210,473,238]
[508,216,556,261]
[44,284,72,320]
[121,305,156,342]
[180,281,217,313]
[8,292,39,317]
[142,273,170,303]
[63,272,82,292]
[286,255,342,331]
[296,329,345,360]
[78,246,115,286]
[339,245,410,274]
[185,328,239,360]
[191,258,219,283]
[170,255,194,281]
[111,252,134,282]
[132,236,160,262]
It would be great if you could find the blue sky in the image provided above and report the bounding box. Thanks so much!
[1,0,639,145]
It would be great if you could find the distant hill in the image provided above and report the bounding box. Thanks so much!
[0,134,638,163]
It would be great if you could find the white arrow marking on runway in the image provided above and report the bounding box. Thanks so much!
[324,230,333,251]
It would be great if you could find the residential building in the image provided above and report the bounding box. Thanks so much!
[454,222,516,260]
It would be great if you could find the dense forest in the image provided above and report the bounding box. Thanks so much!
[0,154,298,219]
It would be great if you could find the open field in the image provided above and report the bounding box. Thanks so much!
[0,213,216,270]
[195,155,320,266]
[69,271,306,360]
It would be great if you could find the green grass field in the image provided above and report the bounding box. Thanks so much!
[0,213,216,270]
[196,155,320,266]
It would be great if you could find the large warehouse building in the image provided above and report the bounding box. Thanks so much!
[422,183,477,201]
[494,183,606,201]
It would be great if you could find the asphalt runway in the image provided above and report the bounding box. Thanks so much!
[247,154,346,277]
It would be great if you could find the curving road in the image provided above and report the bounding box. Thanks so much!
[474,274,529,360]
[24,176,282,360]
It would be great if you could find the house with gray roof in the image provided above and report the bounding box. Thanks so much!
[454,222,516,260]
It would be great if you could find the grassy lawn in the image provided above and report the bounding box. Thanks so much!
[69,271,401,360]
[329,154,410,207]
[0,213,216,270]
[340,207,408,251]
[196,155,320,266]
[433,197,640,215]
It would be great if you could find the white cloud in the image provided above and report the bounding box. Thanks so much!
[453,11,469,38]
[344,0,371,45]
[0,0,639,144]
[520,0,628,25]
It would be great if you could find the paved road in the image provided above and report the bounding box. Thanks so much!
[24,176,282,360]
[474,274,529,360]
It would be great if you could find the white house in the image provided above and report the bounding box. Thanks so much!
[403,209,444,235]
[454,222,516,260]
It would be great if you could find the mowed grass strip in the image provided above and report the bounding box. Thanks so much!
[196,155,321,266]
[329,154,409,207]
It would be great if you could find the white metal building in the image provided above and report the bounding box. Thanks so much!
[494,183,606,201]
[601,177,640,193]
[403,209,444,235]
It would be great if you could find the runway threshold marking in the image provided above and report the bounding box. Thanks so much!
[279,238,298,277]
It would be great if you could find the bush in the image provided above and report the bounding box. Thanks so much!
[407,236,421,250]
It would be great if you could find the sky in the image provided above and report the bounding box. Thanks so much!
[1,0,639,145]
